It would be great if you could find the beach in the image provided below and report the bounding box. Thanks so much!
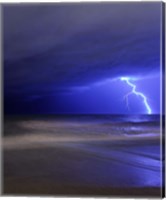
[3,115,162,197]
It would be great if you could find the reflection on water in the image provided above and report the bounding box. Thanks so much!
[3,115,162,195]
[4,114,160,137]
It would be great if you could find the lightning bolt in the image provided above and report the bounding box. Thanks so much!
[120,77,152,114]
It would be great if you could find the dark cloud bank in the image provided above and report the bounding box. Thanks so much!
[3,2,162,114]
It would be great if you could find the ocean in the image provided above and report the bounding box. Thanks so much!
[3,114,163,197]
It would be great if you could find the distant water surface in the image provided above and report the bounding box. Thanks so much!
[4,114,160,136]
[3,114,162,196]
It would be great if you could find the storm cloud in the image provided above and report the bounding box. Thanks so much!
[3,2,161,92]
[2,2,162,115]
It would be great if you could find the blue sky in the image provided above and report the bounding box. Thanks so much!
[3,2,162,114]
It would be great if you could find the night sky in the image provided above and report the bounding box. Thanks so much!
[3,2,162,115]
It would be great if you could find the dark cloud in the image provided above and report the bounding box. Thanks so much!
[3,2,161,97]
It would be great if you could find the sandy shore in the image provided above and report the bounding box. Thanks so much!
[3,136,162,197]
[3,116,162,197]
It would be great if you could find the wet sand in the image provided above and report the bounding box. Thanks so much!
[3,116,163,197]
